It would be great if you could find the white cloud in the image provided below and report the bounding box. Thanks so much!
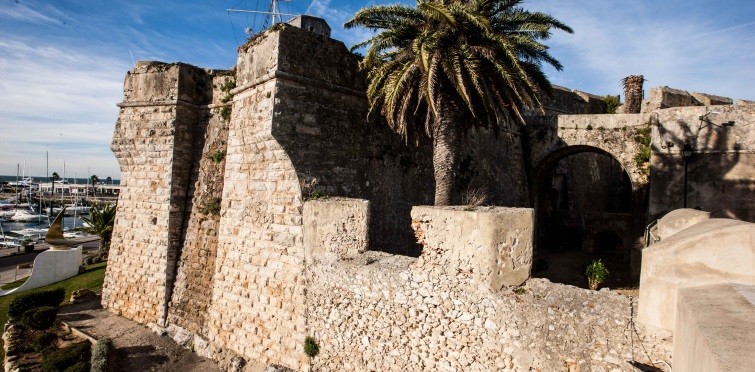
[530,0,755,99]
[0,1,58,24]
[0,37,127,178]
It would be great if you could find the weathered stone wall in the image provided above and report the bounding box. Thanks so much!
[524,85,608,116]
[307,252,672,371]
[167,72,232,337]
[649,104,755,221]
[524,114,651,189]
[104,61,211,326]
[265,25,435,256]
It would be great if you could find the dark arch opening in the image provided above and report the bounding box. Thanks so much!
[530,146,634,289]
[593,230,623,255]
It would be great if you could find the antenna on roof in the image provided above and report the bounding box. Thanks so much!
[227,0,298,33]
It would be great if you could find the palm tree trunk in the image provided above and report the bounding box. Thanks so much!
[432,101,462,206]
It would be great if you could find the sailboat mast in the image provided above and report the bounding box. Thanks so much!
[15,164,19,207]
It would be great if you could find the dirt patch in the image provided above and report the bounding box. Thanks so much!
[57,296,219,372]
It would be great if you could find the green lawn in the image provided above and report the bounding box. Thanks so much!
[1,277,27,290]
[0,262,107,364]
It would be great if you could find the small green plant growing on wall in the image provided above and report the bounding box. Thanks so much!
[304,336,320,371]
[209,151,225,164]
[219,78,236,122]
[633,125,652,174]
[585,260,609,290]
[201,198,222,215]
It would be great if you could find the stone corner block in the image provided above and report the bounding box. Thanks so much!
[410,206,535,290]
[304,197,370,259]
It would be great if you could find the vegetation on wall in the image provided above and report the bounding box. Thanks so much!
[633,125,652,174]
[201,198,222,215]
[219,77,236,122]
[209,150,226,164]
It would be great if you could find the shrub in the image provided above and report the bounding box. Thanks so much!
[603,95,621,114]
[304,335,320,371]
[585,260,609,290]
[32,332,58,352]
[41,342,91,372]
[304,336,320,358]
[9,288,65,319]
[21,306,58,330]
[90,337,112,372]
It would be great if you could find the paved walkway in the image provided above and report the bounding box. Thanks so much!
[58,297,220,372]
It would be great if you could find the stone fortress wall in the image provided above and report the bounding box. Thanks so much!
[102,17,753,371]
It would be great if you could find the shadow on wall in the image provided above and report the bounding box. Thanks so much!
[651,106,753,222]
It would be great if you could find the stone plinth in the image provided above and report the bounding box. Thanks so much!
[304,198,370,260]
[638,217,755,330]
[411,206,534,290]
[673,283,755,372]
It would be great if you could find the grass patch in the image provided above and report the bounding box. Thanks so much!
[0,262,106,365]
[1,277,27,290]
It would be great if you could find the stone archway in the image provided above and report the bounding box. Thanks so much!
[530,145,639,287]
[523,114,652,283]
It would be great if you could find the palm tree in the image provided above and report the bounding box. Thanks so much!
[90,175,99,197]
[345,0,572,205]
[82,203,116,253]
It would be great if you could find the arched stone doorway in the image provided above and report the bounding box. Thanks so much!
[530,145,636,288]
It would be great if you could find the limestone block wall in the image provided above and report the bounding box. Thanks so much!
[649,104,755,221]
[104,61,211,326]
[167,72,233,337]
[308,253,672,371]
[204,28,307,369]
[411,206,534,290]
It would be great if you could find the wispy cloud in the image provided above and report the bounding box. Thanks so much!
[0,37,127,178]
[0,1,58,24]
[530,0,755,99]
[306,0,377,48]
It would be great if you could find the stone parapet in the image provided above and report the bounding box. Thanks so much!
[411,206,534,290]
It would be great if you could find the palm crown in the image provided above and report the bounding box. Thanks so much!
[346,0,571,205]
[346,0,572,140]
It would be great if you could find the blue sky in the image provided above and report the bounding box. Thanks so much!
[1,0,753,179]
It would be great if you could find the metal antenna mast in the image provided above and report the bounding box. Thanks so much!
[227,0,297,33]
